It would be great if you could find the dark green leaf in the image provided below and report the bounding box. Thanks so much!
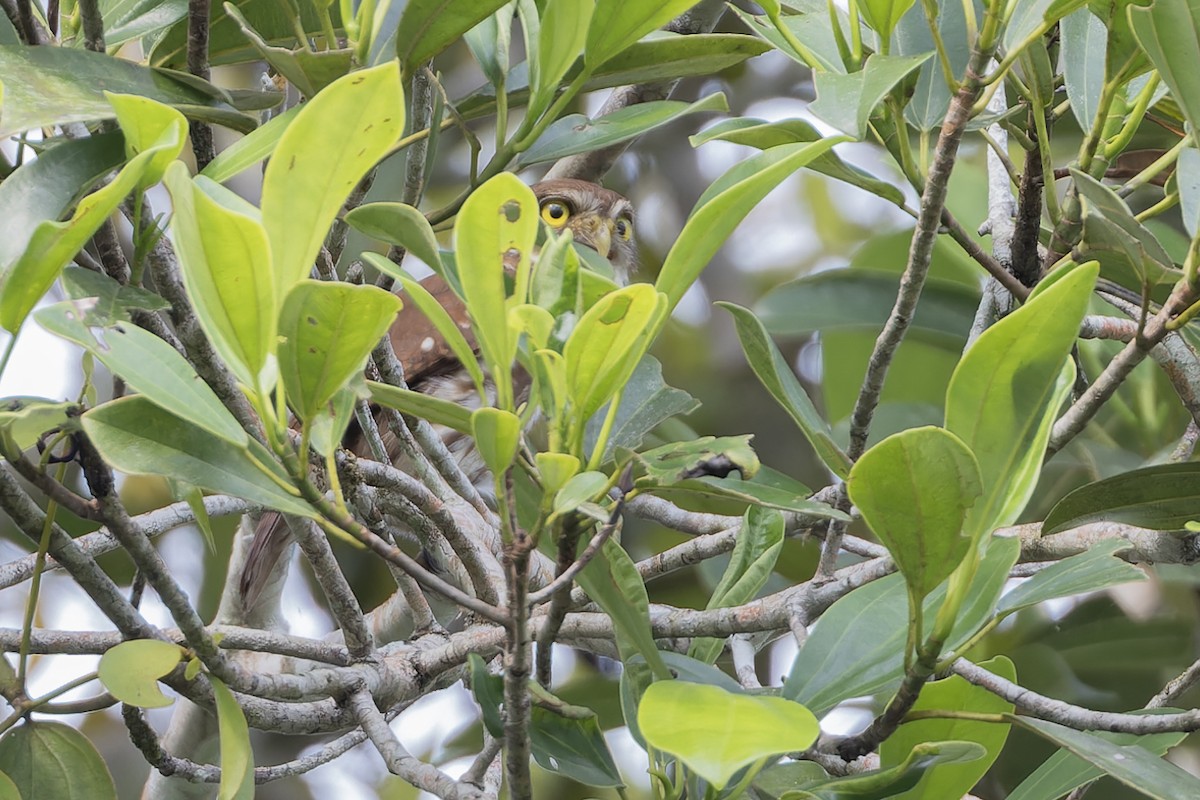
[690,117,906,206]
[61,266,171,320]
[999,538,1145,614]
[103,0,189,46]
[1016,717,1200,799]
[1061,8,1107,129]
[721,303,853,479]
[1074,170,1178,288]
[728,5,847,73]
[879,657,1015,800]
[809,53,932,139]
[894,0,978,130]
[81,396,314,517]
[224,4,353,96]
[0,721,116,800]
[647,474,849,518]
[583,355,699,460]
[770,742,985,799]
[396,0,512,74]
[0,45,260,136]
[529,691,624,787]
[1008,713,1188,800]
[518,93,729,166]
[0,133,125,270]
[577,539,670,679]
[1042,462,1200,534]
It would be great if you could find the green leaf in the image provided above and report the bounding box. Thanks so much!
[0,132,125,271]
[61,266,171,320]
[720,303,853,479]
[809,53,932,139]
[224,4,352,97]
[210,676,254,800]
[346,203,445,274]
[1016,717,1200,799]
[457,33,771,119]
[945,263,1098,539]
[584,0,698,68]
[0,721,116,800]
[531,0,593,117]
[81,395,314,517]
[861,0,918,42]
[1042,462,1200,533]
[657,138,849,314]
[770,742,985,799]
[396,0,513,74]
[564,284,667,422]
[199,104,300,184]
[1128,0,1200,135]
[529,687,624,787]
[639,681,819,790]
[149,0,342,67]
[368,380,473,433]
[577,539,670,679]
[518,92,729,167]
[689,506,785,664]
[647,474,850,518]
[849,427,982,598]
[277,281,401,422]
[690,117,906,206]
[998,538,1146,615]
[728,4,848,74]
[879,657,1015,800]
[0,98,186,333]
[582,355,699,460]
[0,397,77,454]
[633,435,761,485]
[1179,146,1200,238]
[164,163,276,388]
[1060,9,1107,129]
[1008,714,1188,800]
[536,452,581,499]
[261,61,404,298]
[36,301,249,446]
[454,173,539,407]
[1073,169,1178,288]
[755,271,978,347]
[102,0,189,46]
[471,407,521,474]
[0,45,261,136]
[0,770,18,800]
[1005,0,1088,52]
[465,3,510,86]
[784,534,1019,713]
[552,470,608,516]
[893,0,978,130]
[97,639,184,709]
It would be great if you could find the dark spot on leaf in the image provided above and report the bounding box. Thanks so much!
[289,155,296,170]
[502,200,521,222]
[308,347,318,354]
[306,315,319,326]
[679,455,741,481]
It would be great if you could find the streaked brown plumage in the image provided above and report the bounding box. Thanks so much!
[238,179,637,609]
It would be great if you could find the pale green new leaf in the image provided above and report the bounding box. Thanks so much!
[261,62,404,299]
[164,162,275,388]
[98,640,184,709]
[471,407,522,474]
[0,98,185,333]
[945,263,1098,539]
[210,677,254,800]
[277,281,401,422]
[531,0,593,116]
[639,681,819,790]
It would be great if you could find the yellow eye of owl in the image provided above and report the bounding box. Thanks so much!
[615,218,633,241]
[541,202,569,225]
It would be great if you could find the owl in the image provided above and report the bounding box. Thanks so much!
[238,179,637,608]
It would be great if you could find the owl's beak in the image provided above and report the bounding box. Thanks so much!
[579,217,613,260]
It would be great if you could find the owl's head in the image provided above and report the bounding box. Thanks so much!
[532,179,637,285]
